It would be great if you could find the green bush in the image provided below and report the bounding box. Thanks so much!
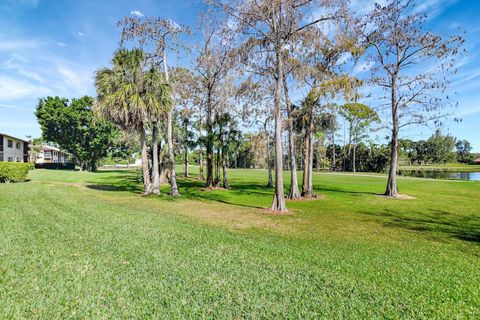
[0,163,33,183]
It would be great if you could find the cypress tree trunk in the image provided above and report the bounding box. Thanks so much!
[331,133,336,172]
[167,109,180,196]
[184,118,189,178]
[151,125,161,195]
[205,91,214,187]
[284,79,301,200]
[162,49,179,196]
[270,48,287,212]
[139,127,152,195]
[198,111,205,181]
[385,77,399,197]
[266,129,273,188]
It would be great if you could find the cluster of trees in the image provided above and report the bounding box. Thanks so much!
[34,0,464,211]
[400,130,476,165]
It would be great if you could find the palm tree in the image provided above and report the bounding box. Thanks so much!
[94,48,169,195]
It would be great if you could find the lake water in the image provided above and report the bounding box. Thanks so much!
[398,170,480,181]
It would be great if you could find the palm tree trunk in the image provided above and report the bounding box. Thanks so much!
[151,125,161,195]
[222,148,229,189]
[139,127,152,195]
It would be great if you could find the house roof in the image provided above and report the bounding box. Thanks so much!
[41,145,61,152]
[0,133,29,143]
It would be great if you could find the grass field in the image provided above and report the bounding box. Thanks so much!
[0,167,479,318]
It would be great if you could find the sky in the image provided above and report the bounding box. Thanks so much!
[0,0,479,151]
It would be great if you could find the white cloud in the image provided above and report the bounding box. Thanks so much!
[56,41,67,47]
[78,32,85,37]
[1,54,46,83]
[16,0,39,9]
[0,39,38,52]
[412,0,460,20]
[57,65,92,94]
[353,61,373,74]
[130,10,144,17]
[0,76,49,100]
[457,105,480,117]
[0,103,33,111]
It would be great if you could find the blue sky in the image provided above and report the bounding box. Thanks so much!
[0,0,479,151]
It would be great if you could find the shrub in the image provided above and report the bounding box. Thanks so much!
[35,163,75,170]
[0,162,32,183]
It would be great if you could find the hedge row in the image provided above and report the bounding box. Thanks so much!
[0,162,33,183]
[35,163,75,170]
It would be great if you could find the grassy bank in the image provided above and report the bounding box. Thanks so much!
[0,168,479,318]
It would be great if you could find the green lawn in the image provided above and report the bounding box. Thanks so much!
[0,167,479,318]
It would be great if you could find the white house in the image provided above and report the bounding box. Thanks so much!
[0,133,29,163]
[36,145,68,164]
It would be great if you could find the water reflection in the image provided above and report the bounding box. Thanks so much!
[398,170,480,181]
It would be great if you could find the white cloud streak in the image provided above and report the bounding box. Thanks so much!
[130,10,144,17]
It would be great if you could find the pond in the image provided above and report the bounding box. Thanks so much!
[398,170,480,181]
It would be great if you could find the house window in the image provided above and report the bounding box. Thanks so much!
[0,153,3,161]
[7,140,13,148]
[16,157,21,162]
[7,157,13,162]
[16,142,21,149]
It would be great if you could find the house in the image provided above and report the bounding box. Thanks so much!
[36,145,68,164]
[474,158,480,165]
[0,133,29,162]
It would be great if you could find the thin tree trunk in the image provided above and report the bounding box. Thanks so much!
[198,109,205,181]
[167,109,180,196]
[151,125,161,195]
[385,77,399,197]
[284,79,301,200]
[301,119,310,196]
[139,127,152,195]
[331,133,336,171]
[271,48,287,212]
[307,128,314,196]
[215,146,221,187]
[352,144,356,173]
[222,148,229,189]
[205,91,214,187]
[184,118,189,178]
[266,127,273,188]
[162,51,180,197]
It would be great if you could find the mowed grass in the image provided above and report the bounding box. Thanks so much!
[0,167,479,319]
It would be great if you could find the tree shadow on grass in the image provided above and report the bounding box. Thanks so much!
[361,209,480,244]
[175,178,272,209]
[85,170,273,209]
[314,186,378,196]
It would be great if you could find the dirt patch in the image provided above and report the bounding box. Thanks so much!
[376,194,417,200]
[258,208,296,215]
[287,194,325,202]
[200,186,230,192]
